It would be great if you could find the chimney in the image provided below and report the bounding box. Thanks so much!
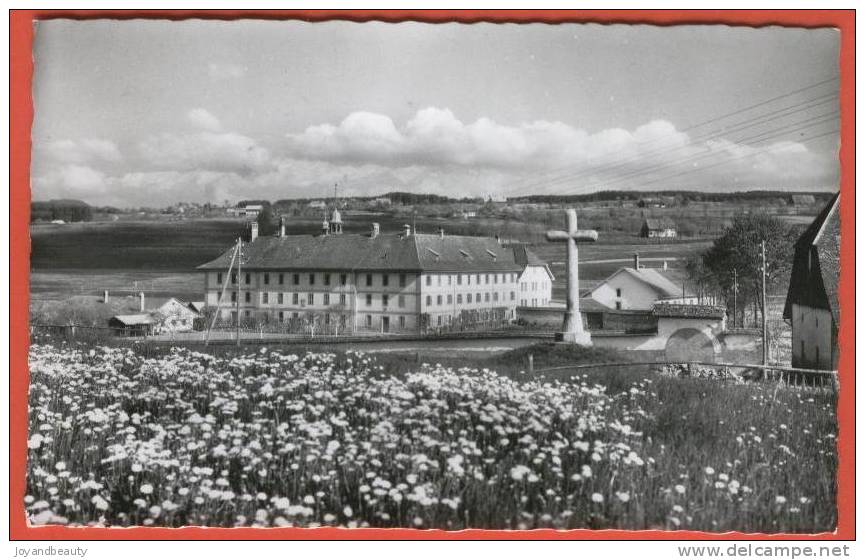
[103,289,109,303]
[279,216,286,237]
[371,223,380,238]
[438,227,445,238]
[249,221,259,242]
[633,253,640,269]
[403,224,411,237]
[663,260,668,271]
[139,291,145,312]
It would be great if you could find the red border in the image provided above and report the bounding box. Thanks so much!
[9,9,855,541]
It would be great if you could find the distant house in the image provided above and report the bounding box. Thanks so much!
[589,256,695,311]
[791,194,817,207]
[783,192,840,370]
[637,198,665,208]
[640,218,677,238]
[152,298,201,333]
[230,204,263,218]
[308,200,327,210]
[108,296,201,336]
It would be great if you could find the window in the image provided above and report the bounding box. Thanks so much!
[231,291,237,303]
[426,275,431,286]
[367,274,373,287]
[217,273,223,284]
[485,293,490,302]
[245,273,251,285]
[309,273,315,285]
[399,274,406,287]
[426,295,432,306]
[324,293,330,305]
[436,295,442,305]
[616,288,622,297]
[293,274,300,286]
[231,272,237,284]
[510,291,515,301]
[467,275,471,286]
[263,292,269,304]
[340,294,346,305]
[457,275,462,286]
[308,293,314,305]
[279,273,284,285]
[467,294,472,304]
[244,310,250,318]
[476,274,481,284]
[292,312,298,319]
[448,275,452,286]
[383,295,390,307]
[437,316,442,326]
[366,294,373,306]
[324,273,331,286]
[437,275,441,287]
[340,274,347,285]
[476,292,481,303]
[264,273,270,285]
[398,295,405,307]
[366,315,372,327]
[493,292,499,302]
[278,311,284,322]
[486,274,490,284]
[324,314,330,325]
[399,316,405,329]
[292,293,299,305]
[615,301,622,310]
[494,274,498,284]
[383,274,389,287]
[278,293,284,305]
[447,295,452,304]
[244,292,251,303]
[457,294,463,304]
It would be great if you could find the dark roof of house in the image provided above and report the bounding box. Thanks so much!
[783,191,840,322]
[507,244,546,267]
[643,218,677,230]
[197,233,526,273]
[109,314,157,326]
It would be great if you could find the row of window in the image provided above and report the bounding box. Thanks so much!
[424,272,518,288]
[425,291,515,307]
[218,272,411,288]
[520,281,549,291]
[226,291,415,308]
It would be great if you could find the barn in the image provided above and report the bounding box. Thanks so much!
[640,218,677,238]
[783,191,840,370]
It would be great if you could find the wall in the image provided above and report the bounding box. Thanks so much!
[590,270,661,311]
[518,265,553,307]
[791,303,837,370]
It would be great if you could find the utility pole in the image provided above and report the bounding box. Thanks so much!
[236,237,242,346]
[761,240,768,367]
[733,268,738,329]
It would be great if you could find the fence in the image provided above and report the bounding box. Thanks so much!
[525,355,838,391]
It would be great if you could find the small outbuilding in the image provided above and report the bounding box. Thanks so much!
[640,218,677,238]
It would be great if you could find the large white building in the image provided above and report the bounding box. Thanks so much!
[783,192,839,370]
[198,211,543,333]
[508,245,554,307]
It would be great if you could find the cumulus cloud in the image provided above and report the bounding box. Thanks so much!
[286,107,693,170]
[208,62,246,80]
[39,138,122,165]
[186,108,222,132]
[138,131,271,174]
[32,164,111,200]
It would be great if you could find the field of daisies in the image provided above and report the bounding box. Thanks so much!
[26,343,837,532]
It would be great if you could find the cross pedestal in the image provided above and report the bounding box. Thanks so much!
[546,209,598,346]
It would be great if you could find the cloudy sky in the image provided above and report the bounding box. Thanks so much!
[31,19,840,207]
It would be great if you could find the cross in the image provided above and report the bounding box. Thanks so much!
[546,209,598,345]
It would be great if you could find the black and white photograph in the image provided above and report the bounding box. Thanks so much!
[25,17,842,534]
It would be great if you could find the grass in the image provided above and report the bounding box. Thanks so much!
[26,342,836,532]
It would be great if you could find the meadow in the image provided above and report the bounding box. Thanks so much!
[26,343,836,532]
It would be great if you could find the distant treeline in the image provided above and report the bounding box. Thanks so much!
[507,190,836,205]
[31,199,92,223]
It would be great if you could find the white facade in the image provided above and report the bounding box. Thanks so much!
[590,270,664,311]
[204,269,520,333]
[790,303,836,370]
[517,265,554,307]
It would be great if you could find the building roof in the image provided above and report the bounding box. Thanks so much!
[783,191,840,322]
[197,233,526,273]
[643,218,677,230]
[110,314,157,326]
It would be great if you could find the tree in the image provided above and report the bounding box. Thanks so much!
[256,204,278,236]
[699,214,795,327]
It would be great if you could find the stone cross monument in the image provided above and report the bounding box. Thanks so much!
[546,208,598,345]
